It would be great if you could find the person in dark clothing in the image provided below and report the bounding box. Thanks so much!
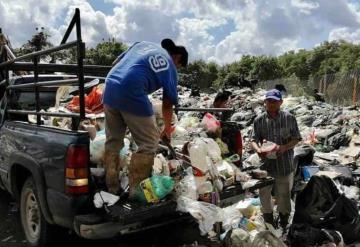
[213,91,232,108]
[275,84,287,93]
[190,85,200,97]
[313,89,325,102]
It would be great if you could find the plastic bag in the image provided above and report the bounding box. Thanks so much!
[203,138,222,163]
[175,167,198,200]
[216,138,229,155]
[93,191,119,208]
[197,181,213,194]
[67,85,103,114]
[152,153,170,176]
[90,130,131,167]
[188,139,209,173]
[178,116,200,129]
[90,130,106,165]
[202,113,220,132]
[168,159,181,175]
[134,175,175,204]
[236,199,258,219]
[176,196,223,235]
[224,228,252,247]
[222,204,242,231]
[251,231,286,247]
[260,141,279,159]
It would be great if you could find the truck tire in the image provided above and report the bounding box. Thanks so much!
[20,177,56,247]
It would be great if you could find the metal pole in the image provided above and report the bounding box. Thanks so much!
[33,56,41,125]
[0,41,77,68]
[175,107,234,112]
[74,8,85,130]
[60,8,79,45]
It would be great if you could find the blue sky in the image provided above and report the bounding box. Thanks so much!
[1,0,360,64]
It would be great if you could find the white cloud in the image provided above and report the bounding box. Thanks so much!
[291,0,320,14]
[0,0,73,47]
[56,1,110,46]
[1,0,360,64]
[329,27,360,44]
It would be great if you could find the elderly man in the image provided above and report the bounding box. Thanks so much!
[251,89,301,230]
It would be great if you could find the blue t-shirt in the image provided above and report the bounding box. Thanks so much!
[103,41,178,116]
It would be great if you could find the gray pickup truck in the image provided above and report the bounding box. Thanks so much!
[0,8,274,247]
[0,74,274,247]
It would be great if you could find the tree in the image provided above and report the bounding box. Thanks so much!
[278,50,311,79]
[179,60,219,89]
[14,27,53,61]
[251,56,283,80]
[85,41,127,66]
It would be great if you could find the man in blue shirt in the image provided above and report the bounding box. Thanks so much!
[102,39,188,196]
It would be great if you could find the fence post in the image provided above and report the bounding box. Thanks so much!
[352,72,358,105]
[323,74,327,94]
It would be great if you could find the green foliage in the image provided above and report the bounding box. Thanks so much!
[250,56,283,80]
[13,31,360,88]
[85,41,128,65]
[179,60,219,89]
[14,30,53,61]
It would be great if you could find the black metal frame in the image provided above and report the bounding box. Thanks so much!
[0,9,111,130]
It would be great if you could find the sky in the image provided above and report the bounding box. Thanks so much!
[1,0,360,64]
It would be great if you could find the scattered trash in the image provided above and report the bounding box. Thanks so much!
[93,191,119,208]
[134,175,175,204]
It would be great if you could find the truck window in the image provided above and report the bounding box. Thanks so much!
[14,89,57,110]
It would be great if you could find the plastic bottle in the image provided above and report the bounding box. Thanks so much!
[134,175,175,204]
[188,140,209,173]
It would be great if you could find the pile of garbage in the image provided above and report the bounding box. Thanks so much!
[36,82,360,246]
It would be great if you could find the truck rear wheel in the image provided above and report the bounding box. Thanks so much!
[20,177,55,247]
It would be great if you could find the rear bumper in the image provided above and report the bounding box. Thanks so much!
[47,188,89,228]
[74,213,191,240]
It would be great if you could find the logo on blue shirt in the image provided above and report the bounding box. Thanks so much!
[149,54,169,72]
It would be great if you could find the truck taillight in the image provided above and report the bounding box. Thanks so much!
[234,131,243,167]
[65,145,89,195]
[235,131,243,155]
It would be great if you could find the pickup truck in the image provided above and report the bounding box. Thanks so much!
[0,74,275,247]
[0,9,274,247]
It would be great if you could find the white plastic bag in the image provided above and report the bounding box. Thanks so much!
[175,167,198,200]
[260,141,279,160]
[152,153,170,176]
[90,130,106,165]
[93,191,119,208]
[176,196,223,235]
[188,139,209,173]
[222,204,242,231]
[203,138,222,163]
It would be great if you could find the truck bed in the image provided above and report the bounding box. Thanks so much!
[74,177,274,239]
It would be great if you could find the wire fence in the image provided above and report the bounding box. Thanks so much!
[257,70,360,106]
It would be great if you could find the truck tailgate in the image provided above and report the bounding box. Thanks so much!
[74,177,274,239]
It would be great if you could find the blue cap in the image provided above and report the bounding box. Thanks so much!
[265,89,282,101]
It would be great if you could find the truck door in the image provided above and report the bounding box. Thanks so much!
[0,90,7,186]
